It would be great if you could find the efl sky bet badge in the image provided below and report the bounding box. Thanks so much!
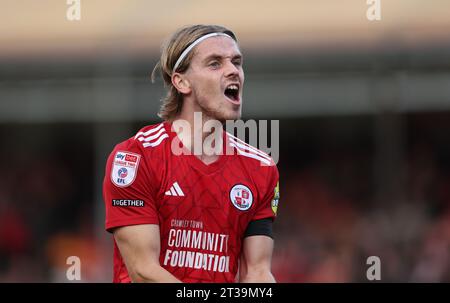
[271,181,280,215]
[230,184,253,211]
[111,151,141,187]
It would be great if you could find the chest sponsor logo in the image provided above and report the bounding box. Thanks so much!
[229,184,253,211]
[111,151,141,187]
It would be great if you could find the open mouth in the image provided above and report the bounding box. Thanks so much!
[224,83,240,104]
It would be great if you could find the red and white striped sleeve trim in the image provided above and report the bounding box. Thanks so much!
[134,123,169,148]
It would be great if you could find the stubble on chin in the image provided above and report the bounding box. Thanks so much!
[197,102,236,123]
[210,106,241,123]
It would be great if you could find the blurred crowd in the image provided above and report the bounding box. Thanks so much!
[0,115,449,282]
[272,156,450,282]
[0,124,108,282]
[272,115,450,282]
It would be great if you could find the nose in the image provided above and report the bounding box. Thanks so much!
[224,60,240,79]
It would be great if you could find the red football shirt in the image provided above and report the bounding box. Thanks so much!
[103,122,280,283]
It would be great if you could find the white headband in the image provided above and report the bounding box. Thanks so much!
[172,32,233,73]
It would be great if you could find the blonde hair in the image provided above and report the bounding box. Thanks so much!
[151,25,237,121]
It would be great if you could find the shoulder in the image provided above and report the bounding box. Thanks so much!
[107,122,170,169]
[105,122,169,188]
[110,122,169,156]
[226,132,278,172]
[133,122,170,149]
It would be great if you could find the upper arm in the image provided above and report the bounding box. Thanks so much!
[252,165,279,222]
[113,224,162,281]
[239,165,279,282]
[239,235,275,282]
[103,146,159,232]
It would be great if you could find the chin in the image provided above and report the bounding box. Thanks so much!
[215,110,241,123]
[200,101,241,122]
[229,112,241,121]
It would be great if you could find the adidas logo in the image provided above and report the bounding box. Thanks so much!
[165,182,185,197]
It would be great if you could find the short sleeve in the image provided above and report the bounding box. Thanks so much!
[103,143,159,232]
[252,165,280,222]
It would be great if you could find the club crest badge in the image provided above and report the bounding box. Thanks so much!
[111,151,141,187]
[229,184,253,211]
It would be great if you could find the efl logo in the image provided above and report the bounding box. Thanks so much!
[111,151,141,187]
[116,167,128,184]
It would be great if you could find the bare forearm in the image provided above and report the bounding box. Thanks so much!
[239,270,276,283]
[131,263,182,283]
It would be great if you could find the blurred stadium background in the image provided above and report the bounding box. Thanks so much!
[0,0,449,282]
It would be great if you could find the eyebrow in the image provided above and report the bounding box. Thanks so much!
[202,53,243,63]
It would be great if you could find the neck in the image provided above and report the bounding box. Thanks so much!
[172,107,224,164]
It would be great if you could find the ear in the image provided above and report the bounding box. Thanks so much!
[171,73,191,94]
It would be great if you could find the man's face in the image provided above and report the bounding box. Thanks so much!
[184,36,244,122]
